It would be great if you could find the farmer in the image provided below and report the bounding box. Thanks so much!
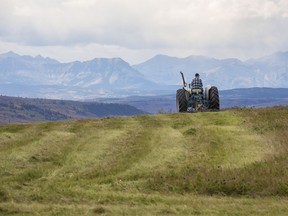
[191,73,203,89]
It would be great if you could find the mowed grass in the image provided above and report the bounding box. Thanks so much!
[0,107,288,215]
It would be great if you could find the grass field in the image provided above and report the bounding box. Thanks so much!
[0,107,288,215]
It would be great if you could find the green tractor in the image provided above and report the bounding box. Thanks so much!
[176,72,220,112]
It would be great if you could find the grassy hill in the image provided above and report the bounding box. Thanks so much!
[0,107,288,215]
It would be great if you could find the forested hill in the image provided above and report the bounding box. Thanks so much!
[0,95,145,124]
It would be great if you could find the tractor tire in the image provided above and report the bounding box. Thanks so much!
[176,89,188,112]
[208,86,220,110]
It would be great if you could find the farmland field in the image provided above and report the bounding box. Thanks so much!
[0,107,288,215]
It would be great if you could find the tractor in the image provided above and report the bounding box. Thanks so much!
[176,72,220,112]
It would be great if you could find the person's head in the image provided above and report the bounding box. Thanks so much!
[195,73,200,77]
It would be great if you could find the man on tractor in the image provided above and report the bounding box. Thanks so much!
[191,73,203,90]
[176,71,220,112]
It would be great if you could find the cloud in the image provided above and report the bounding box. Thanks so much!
[0,0,288,62]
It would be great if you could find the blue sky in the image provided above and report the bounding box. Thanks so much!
[0,0,288,64]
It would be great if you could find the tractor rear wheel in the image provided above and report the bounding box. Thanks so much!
[176,89,188,112]
[208,86,220,110]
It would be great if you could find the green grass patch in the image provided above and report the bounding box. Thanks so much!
[0,107,288,214]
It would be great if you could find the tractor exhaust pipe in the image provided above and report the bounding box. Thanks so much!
[180,71,187,87]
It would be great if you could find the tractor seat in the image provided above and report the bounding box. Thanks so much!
[191,89,202,94]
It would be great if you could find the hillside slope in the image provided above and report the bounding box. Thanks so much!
[0,95,145,124]
[0,107,288,215]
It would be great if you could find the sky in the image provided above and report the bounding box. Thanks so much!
[0,0,288,64]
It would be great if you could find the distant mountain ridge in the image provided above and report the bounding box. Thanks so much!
[0,51,288,99]
[133,52,288,89]
[0,51,159,99]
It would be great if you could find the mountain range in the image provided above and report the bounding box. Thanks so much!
[0,51,288,99]
[133,52,288,89]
